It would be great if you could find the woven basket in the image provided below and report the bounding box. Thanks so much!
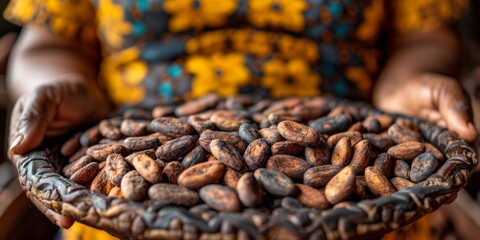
[16,100,478,240]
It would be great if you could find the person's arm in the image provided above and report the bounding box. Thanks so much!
[7,26,113,229]
[8,25,101,99]
[373,26,478,142]
[8,26,113,155]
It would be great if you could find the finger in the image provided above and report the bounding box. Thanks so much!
[433,77,478,142]
[10,86,61,155]
[29,193,74,229]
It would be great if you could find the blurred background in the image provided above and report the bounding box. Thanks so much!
[0,1,480,240]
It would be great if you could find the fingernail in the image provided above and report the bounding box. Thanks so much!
[9,134,23,153]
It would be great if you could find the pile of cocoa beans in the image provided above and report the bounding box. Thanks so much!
[62,94,450,212]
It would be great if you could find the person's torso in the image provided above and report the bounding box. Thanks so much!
[92,0,385,105]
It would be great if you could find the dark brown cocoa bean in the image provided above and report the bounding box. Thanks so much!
[178,162,226,189]
[238,123,260,143]
[123,135,160,151]
[268,112,301,125]
[123,108,152,120]
[223,168,243,189]
[86,143,124,161]
[237,173,263,207]
[132,154,162,184]
[182,145,208,168]
[331,137,352,167]
[327,131,363,147]
[266,155,310,179]
[281,197,304,209]
[291,105,329,121]
[210,139,246,172]
[325,166,356,204]
[243,138,270,170]
[393,160,410,179]
[410,152,439,182]
[248,99,271,114]
[162,161,185,184]
[148,183,200,206]
[295,184,329,209]
[152,105,175,118]
[120,119,150,137]
[363,133,394,151]
[391,177,414,190]
[347,122,364,133]
[376,114,394,129]
[175,93,220,116]
[277,120,319,147]
[108,186,124,198]
[388,124,422,144]
[225,95,255,110]
[373,153,393,177]
[80,125,102,147]
[63,155,93,177]
[121,170,148,201]
[105,153,130,186]
[199,130,247,153]
[99,119,123,140]
[304,138,329,166]
[151,117,196,138]
[362,116,382,133]
[90,168,109,194]
[271,141,303,155]
[156,135,197,161]
[124,149,156,165]
[425,143,445,162]
[187,115,215,133]
[258,127,284,145]
[365,167,396,196]
[210,110,247,131]
[304,165,342,188]
[70,162,99,185]
[254,168,296,197]
[350,140,371,173]
[147,132,175,144]
[200,184,241,212]
[309,114,352,135]
[387,141,425,160]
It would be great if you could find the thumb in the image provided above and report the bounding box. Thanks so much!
[433,76,478,142]
[9,85,61,155]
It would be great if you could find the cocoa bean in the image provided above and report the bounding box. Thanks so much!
[277,120,319,147]
[410,152,438,182]
[266,155,310,179]
[148,183,200,206]
[178,162,226,189]
[365,167,396,196]
[105,153,130,186]
[387,141,425,160]
[325,166,356,204]
[331,137,352,167]
[70,162,99,185]
[304,165,342,188]
[132,154,162,184]
[254,168,296,197]
[309,114,352,135]
[200,184,241,212]
[182,145,208,168]
[156,135,197,161]
[243,138,270,170]
[271,141,303,155]
[237,173,263,207]
[210,139,246,172]
[121,170,148,201]
[120,119,150,137]
[151,117,196,138]
[295,184,329,209]
[162,161,185,184]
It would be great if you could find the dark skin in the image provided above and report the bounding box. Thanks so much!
[7,25,478,229]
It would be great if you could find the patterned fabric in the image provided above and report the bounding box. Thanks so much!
[4,0,468,105]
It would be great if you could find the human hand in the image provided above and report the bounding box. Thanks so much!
[373,73,478,143]
[8,80,113,228]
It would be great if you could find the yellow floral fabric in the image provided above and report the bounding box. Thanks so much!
[4,0,468,105]
[164,0,237,32]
